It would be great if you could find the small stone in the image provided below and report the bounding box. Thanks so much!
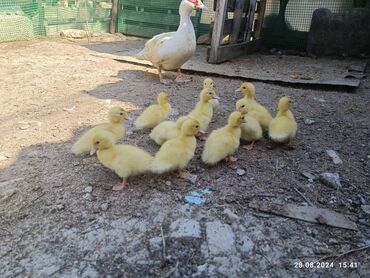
[72,161,80,166]
[224,208,240,223]
[169,218,201,238]
[326,150,343,165]
[105,99,112,104]
[100,203,109,211]
[175,193,183,201]
[206,221,236,255]
[84,186,93,193]
[19,125,30,130]
[236,169,246,176]
[185,174,197,185]
[361,205,370,214]
[319,172,341,189]
[301,171,316,181]
[304,119,316,125]
[329,238,339,244]
[83,193,93,201]
[165,181,172,186]
[329,196,337,204]
[56,204,65,210]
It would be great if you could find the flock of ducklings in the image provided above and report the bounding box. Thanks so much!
[71,79,297,191]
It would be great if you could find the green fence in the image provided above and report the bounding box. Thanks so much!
[0,0,112,43]
[117,0,204,38]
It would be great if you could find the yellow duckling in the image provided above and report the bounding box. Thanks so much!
[202,111,245,165]
[269,96,297,147]
[151,118,200,175]
[204,78,220,113]
[71,107,127,155]
[236,99,263,150]
[236,82,272,130]
[91,131,153,191]
[188,87,219,132]
[149,116,188,145]
[134,92,171,129]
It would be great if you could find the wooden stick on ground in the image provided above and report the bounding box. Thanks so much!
[293,187,314,207]
[316,245,370,263]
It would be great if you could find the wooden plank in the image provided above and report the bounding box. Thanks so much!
[246,0,257,41]
[230,0,246,42]
[209,39,262,63]
[110,0,118,33]
[254,0,266,38]
[208,0,228,63]
[249,200,358,231]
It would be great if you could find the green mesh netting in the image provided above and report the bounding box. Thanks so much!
[262,0,355,50]
[0,0,112,43]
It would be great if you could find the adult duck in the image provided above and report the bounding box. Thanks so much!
[135,0,207,84]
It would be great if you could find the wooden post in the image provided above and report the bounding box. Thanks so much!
[254,0,267,39]
[110,0,118,34]
[208,0,228,63]
[230,0,246,42]
[246,0,257,41]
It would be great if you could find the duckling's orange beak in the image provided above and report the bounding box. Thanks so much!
[235,88,241,92]
[90,147,97,155]
[213,95,220,100]
[198,129,206,135]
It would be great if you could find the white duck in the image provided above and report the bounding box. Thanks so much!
[135,0,207,84]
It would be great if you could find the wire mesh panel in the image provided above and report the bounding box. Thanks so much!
[117,0,203,38]
[0,0,113,43]
[262,0,354,50]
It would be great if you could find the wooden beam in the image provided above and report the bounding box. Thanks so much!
[254,0,267,38]
[246,0,257,41]
[230,0,246,42]
[208,0,228,63]
[209,39,262,64]
[110,0,118,34]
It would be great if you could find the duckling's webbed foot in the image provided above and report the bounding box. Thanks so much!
[286,137,295,150]
[175,69,191,83]
[225,155,238,163]
[243,141,255,151]
[112,177,128,191]
[177,170,191,179]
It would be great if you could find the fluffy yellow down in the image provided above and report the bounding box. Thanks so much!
[269,96,297,143]
[92,131,153,179]
[204,78,220,113]
[71,107,127,155]
[187,87,218,132]
[151,118,200,173]
[202,111,244,165]
[237,82,272,130]
[149,116,188,145]
[236,99,263,142]
[134,92,171,129]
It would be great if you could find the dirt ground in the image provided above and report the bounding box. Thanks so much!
[0,34,369,277]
